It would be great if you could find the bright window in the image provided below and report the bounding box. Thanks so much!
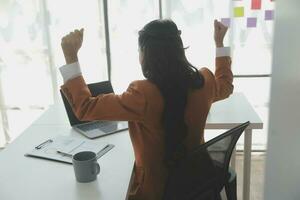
[0,0,274,150]
[108,0,159,93]
[161,0,274,149]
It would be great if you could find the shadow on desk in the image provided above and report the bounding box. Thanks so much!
[75,180,102,199]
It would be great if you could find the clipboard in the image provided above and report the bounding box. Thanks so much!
[25,135,114,164]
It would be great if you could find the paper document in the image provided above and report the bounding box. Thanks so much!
[25,135,114,164]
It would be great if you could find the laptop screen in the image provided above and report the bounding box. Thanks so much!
[60,81,114,126]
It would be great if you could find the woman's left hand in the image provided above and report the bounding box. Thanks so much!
[214,20,228,48]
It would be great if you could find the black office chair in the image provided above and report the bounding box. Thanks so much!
[163,121,250,200]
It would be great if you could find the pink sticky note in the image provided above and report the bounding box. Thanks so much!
[265,10,274,20]
[247,17,257,28]
[221,18,231,27]
[251,0,261,10]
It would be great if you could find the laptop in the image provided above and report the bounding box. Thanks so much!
[60,81,128,139]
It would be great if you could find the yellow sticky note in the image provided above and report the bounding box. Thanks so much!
[234,7,244,17]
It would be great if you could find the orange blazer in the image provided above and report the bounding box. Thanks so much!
[61,56,233,200]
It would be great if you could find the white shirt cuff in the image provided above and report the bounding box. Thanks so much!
[216,47,231,57]
[59,62,82,83]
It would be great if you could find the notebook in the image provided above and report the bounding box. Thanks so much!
[25,135,114,164]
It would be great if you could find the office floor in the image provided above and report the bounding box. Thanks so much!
[236,152,266,200]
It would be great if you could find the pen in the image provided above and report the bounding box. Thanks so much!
[57,150,73,158]
[57,144,114,159]
[35,139,53,149]
[96,144,115,160]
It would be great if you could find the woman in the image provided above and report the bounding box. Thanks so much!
[59,19,233,200]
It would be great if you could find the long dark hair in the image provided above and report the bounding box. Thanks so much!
[138,19,204,167]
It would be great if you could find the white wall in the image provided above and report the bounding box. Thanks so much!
[264,0,300,199]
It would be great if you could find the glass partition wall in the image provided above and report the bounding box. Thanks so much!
[0,0,274,150]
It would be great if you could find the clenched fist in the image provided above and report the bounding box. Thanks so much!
[214,20,228,48]
[61,28,84,64]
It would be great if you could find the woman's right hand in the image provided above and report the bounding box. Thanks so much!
[61,28,84,64]
[214,20,228,48]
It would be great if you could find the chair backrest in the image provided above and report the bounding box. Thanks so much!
[201,121,250,190]
[163,121,250,200]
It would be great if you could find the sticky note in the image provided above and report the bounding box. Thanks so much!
[234,7,244,17]
[221,18,231,27]
[251,0,261,10]
[247,17,257,28]
[265,10,274,20]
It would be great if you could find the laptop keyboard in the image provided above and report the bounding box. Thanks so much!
[77,121,118,133]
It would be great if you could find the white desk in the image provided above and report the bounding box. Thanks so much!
[0,125,134,200]
[0,93,262,200]
[207,93,263,200]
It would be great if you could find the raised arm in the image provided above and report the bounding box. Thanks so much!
[59,29,146,122]
[213,20,233,101]
[205,20,234,102]
[213,52,233,102]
